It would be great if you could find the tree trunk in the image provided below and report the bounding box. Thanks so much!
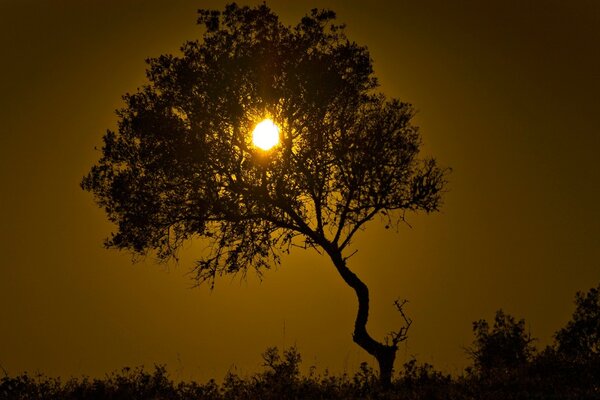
[325,245,398,388]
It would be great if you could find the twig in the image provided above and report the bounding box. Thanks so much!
[385,298,412,347]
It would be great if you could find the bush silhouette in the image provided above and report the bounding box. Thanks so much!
[555,282,600,362]
[467,309,535,375]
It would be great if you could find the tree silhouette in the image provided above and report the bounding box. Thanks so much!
[467,310,535,375]
[82,3,447,386]
[555,283,600,362]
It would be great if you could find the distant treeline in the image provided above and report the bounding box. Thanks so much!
[2,283,599,400]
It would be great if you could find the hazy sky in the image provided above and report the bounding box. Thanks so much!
[1,0,599,381]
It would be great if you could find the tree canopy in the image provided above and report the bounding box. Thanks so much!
[82,3,445,285]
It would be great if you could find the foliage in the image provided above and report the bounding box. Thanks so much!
[397,358,453,400]
[0,351,456,400]
[4,327,600,400]
[0,364,219,400]
[524,283,600,397]
[81,2,447,385]
[466,309,535,375]
[555,282,600,362]
[461,290,600,399]
[81,3,446,286]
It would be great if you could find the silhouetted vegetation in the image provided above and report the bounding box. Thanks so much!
[4,284,600,399]
[466,309,536,375]
[81,3,447,386]
[0,350,462,400]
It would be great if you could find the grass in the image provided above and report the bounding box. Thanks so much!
[2,346,599,400]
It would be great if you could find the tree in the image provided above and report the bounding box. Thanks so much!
[555,283,600,362]
[467,310,535,375]
[82,4,447,386]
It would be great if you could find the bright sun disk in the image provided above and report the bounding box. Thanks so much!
[252,119,279,150]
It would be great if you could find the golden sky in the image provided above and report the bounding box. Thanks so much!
[1,0,599,380]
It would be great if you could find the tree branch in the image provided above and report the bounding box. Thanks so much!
[333,187,355,245]
[385,299,412,348]
[339,206,381,251]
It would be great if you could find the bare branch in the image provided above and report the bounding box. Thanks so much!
[385,299,413,348]
[339,206,381,251]
[343,249,358,262]
[333,187,355,245]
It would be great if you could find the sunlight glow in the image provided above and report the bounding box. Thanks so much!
[252,119,280,150]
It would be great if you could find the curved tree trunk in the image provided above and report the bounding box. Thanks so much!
[325,245,398,388]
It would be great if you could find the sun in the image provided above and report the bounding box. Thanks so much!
[252,119,280,150]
